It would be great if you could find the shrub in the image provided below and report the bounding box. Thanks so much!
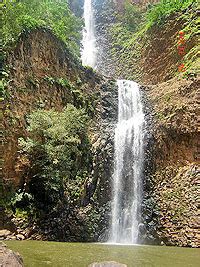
[19,105,91,209]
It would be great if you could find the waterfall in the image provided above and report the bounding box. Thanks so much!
[110,80,145,244]
[81,1,145,244]
[81,0,97,68]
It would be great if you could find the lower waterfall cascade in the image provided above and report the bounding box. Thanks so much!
[109,80,145,244]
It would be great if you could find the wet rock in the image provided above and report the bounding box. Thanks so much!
[138,223,146,235]
[0,242,24,266]
[88,261,127,267]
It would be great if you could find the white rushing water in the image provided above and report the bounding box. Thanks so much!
[110,80,145,244]
[81,0,97,68]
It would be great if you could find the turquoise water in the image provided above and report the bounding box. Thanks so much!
[5,241,199,267]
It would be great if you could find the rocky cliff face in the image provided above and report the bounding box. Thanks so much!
[140,6,199,247]
[146,77,199,247]
[2,28,118,241]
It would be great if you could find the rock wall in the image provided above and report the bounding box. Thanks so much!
[94,0,117,78]
[145,77,199,247]
[3,29,96,188]
[2,28,118,241]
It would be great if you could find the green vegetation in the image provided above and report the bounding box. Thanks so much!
[17,105,91,210]
[2,0,82,56]
[116,0,197,36]
[146,0,196,28]
[111,0,197,46]
[44,76,73,88]
[180,5,200,75]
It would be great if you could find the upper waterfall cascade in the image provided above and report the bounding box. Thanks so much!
[81,1,145,244]
[81,0,97,68]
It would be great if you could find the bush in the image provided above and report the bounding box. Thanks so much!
[19,105,91,209]
[10,190,34,211]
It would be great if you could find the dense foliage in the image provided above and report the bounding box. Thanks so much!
[18,105,91,210]
[2,0,82,56]
[147,0,196,28]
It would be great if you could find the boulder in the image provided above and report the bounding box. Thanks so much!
[0,242,24,266]
[0,230,11,238]
[88,261,127,267]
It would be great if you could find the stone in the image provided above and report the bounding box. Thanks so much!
[0,229,11,238]
[138,223,146,235]
[16,234,25,240]
[0,242,24,266]
[88,261,127,267]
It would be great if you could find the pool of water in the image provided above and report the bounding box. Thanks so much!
[4,241,199,267]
